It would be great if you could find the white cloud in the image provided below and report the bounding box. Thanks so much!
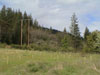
[88,21,100,32]
[56,0,89,4]
[1,0,100,36]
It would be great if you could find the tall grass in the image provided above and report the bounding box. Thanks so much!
[0,48,100,75]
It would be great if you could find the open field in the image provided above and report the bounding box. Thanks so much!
[0,48,100,75]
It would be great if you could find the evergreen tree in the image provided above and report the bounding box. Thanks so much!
[13,10,23,44]
[6,7,14,44]
[49,26,53,33]
[0,5,7,43]
[70,13,81,51]
[23,11,28,19]
[84,27,90,41]
[70,13,80,37]
[0,5,7,20]
[33,19,39,28]
[63,27,67,33]
[0,6,34,44]
[28,14,33,26]
[61,35,68,48]
[50,26,52,30]
[23,11,28,44]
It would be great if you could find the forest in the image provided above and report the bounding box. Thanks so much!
[0,5,100,53]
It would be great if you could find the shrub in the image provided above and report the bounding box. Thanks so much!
[0,43,7,48]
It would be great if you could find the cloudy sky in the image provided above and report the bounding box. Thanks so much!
[0,0,100,35]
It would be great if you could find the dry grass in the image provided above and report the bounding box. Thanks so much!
[0,48,100,75]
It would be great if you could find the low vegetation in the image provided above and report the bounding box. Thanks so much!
[0,48,100,75]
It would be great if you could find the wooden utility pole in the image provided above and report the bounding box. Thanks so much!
[0,25,1,42]
[27,19,30,47]
[21,20,23,46]
[20,19,30,47]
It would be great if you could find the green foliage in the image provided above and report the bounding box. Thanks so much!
[33,19,39,28]
[0,6,42,45]
[0,49,100,75]
[0,5,100,53]
[63,27,67,33]
[61,35,68,48]
[93,31,100,52]
[28,62,50,73]
[84,27,90,41]
[70,13,80,37]
[84,34,95,52]
[70,13,81,51]
[0,43,7,48]
[0,6,83,53]
[83,31,100,53]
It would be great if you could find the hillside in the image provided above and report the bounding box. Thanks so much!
[0,5,100,53]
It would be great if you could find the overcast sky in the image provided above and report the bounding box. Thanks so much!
[0,0,100,35]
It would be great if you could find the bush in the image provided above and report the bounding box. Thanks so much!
[60,47,74,52]
[28,62,51,73]
[29,43,59,52]
[11,44,20,49]
[0,43,7,48]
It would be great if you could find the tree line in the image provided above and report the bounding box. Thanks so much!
[0,5,100,53]
[0,5,39,44]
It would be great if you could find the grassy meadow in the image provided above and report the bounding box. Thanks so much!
[0,48,100,75]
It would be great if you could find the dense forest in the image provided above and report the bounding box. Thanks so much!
[0,5,100,53]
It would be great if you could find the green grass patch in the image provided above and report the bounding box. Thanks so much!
[0,48,100,75]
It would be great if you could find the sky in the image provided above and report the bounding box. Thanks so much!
[0,0,100,35]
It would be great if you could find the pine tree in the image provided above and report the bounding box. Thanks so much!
[63,27,67,33]
[6,7,14,44]
[0,6,34,44]
[33,19,39,28]
[13,10,23,44]
[0,5,7,20]
[0,5,7,43]
[28,14,33,26]
[50,26,52,30]
[61,35,68,48]
[49,26,53,33]
[70,13,81,51]
[84,27,90,41]
[70,13,80,37]
[23,11,28,44]
[23,11,28,19]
